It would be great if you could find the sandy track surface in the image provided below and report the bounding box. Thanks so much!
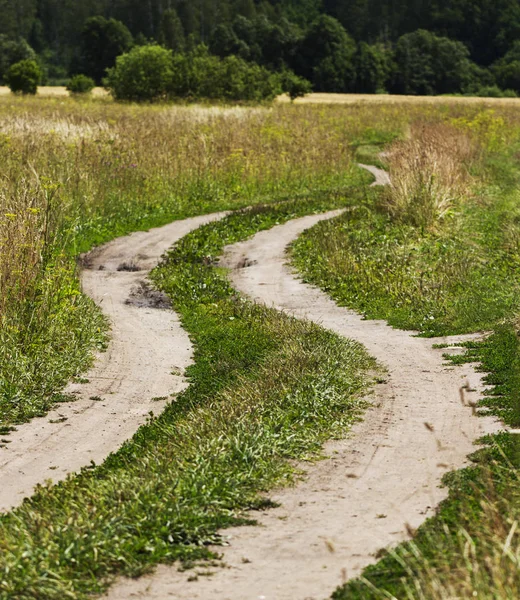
[106,207,500,600]
[0,212,226,512]
[358,163,391,186]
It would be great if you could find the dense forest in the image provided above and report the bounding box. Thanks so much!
[2,0,520,95]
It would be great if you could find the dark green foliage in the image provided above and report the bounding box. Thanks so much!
[104,44,173,101]
[3,0,520,97]
[158,8,185,53]
[353,42,392,93]
[66,74,95,94]
[80,16,133,84]
[106,44,281,103]
[0,35,35,83]
[392,29,477,95]
[281,69,312,101]
[5,58,41,94]
[297,15,356,92]
[492,41,520,92]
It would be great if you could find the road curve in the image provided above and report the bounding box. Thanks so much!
[106,209,500,599]
[0,212,226,512]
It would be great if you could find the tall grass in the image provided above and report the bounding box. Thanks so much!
[384,122,476,229]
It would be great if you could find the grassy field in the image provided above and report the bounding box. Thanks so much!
[3,93,520,598]
[0,95,401,427]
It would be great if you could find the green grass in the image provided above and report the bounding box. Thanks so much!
[0,192,378,600]
[291,183,520,336]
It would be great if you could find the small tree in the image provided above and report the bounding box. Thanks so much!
[281,70,312,101]
[67,74,95,95]
[0,36,36,84]
[81,16,133,84]
[104,45,173,102]
[5,59,41,95]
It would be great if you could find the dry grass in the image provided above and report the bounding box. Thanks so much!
[374,468,520,600]
[383,122,476,229]
[283,92,520,106]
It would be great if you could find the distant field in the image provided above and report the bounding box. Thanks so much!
[281,91,520,105]
[0,86,108,97]
[0,87,519,105]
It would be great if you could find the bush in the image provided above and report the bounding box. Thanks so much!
[5,59,41,95]
[472,85,517,98]
[106,44,281,103]
[66,74,95,95]
[281,70,312,101]
[104,45,174,102]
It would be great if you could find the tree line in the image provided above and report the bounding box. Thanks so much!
[2,0,520,97]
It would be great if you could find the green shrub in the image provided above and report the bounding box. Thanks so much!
[5,59,41,95]
[106,44,281,103]
[104,44,174,102]
[473,85,517,98]
[281,69,312,101]
[66,74,95,95]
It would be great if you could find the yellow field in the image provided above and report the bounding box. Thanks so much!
[0,87,519,106]
[280,91,520,106]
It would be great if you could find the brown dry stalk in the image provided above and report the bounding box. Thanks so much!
[383,122,476,229]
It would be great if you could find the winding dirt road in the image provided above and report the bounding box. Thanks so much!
[106,212,500,596]
[0,212,226,512]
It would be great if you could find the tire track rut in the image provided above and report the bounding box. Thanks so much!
[105,169,500,600]
[0,212,226,512]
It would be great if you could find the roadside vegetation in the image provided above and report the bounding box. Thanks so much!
[0,196,377,599]
[288,107,520,597]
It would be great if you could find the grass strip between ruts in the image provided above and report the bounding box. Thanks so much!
[0,189,378,600]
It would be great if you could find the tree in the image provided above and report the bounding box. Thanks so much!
[0,35,36,83]
[492,41,520,92]
[159,9,185,53]
[281,69,312,100]
[67,74,95,94]
[209,24,242,58]
[81,16,133,84]
[104,44,173,101]
[354,42,391,93]
[392,29,475,95]
[5,58,41,94]
[297,15,356,92]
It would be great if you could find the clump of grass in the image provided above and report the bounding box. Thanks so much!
[384,122,476,229]
[0,174,107,426]
[291,203,520,336]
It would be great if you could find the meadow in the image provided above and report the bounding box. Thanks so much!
[2,92,520,598]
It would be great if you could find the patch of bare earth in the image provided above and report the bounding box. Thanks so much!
[105,206,500,600]
[0,212,226,512]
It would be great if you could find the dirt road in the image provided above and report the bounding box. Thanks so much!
[106,207,499,599]
[0,212,226,512]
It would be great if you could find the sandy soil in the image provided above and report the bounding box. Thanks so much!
[0,212,226,512]
[358,163,391,186]
[105,202,500,597]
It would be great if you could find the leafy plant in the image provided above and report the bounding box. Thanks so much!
[5,59,41,95]
[66,74,95,95]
